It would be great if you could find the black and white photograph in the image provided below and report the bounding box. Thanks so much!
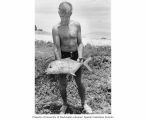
[35,0,111,114]
[1,0,146,119]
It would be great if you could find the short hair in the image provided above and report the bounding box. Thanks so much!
[59,1,72,16]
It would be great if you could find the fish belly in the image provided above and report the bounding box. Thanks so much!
[48,59,81,75]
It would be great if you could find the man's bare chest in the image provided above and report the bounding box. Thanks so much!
[58,25,78,39]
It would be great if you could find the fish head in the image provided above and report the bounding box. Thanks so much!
[45,64,56,74]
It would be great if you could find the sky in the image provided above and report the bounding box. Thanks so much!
[35,0,110,39]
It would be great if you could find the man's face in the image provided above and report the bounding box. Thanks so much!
[58,3,72,21]
[58,10,72,19]
[58,11,72,24]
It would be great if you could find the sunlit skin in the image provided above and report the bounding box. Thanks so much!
[52,7,83,60]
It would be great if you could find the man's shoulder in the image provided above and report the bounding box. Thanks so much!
[52,21,62,29]
[71,20,80,26]
[52,23,60,33]
[52,24,59,30]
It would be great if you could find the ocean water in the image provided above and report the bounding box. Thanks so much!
[35,34,111,46]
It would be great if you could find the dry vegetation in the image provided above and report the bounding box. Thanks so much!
[35,40,111,114]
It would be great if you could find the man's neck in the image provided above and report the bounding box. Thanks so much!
[60,22,69,26]
[60,19,70,26]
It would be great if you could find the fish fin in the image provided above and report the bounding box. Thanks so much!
[84,57,92,64]
[64,57,71,60]
[84,63,92,72]
[83,57,92,72]
[70,72,76,76]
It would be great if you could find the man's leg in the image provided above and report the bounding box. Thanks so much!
[58,74,68,113]
[74,68,85,107]
[74,68,92,113]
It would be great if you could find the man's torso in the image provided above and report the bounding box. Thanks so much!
[57,20,79,52]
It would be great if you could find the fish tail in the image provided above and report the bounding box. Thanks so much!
[83,57,92,72]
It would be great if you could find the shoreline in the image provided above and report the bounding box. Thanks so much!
[35,39,111,46]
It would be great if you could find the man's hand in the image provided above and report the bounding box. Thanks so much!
[77,58,84,63]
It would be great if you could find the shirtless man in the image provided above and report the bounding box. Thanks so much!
[52,1,92,114]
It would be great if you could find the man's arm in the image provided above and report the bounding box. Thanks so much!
[52,26,61,60]
[77,23,84,61]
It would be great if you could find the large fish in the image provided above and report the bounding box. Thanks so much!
[45,57,92,76]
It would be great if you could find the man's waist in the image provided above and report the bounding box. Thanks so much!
[60,45,78,52]
[61,50,78,54]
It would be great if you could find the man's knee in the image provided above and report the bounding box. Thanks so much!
[75,77,84,89]
[58,74,67,89]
